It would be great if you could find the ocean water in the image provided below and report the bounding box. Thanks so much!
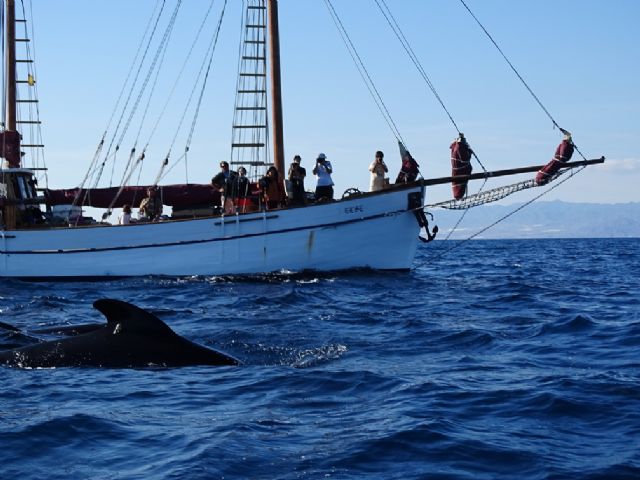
[1,238,639,479]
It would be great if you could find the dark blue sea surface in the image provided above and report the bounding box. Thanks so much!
[1,238,639,479]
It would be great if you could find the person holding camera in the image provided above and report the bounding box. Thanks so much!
[368,150,388,192]
[287,154,307,206]
[312,153,334,202]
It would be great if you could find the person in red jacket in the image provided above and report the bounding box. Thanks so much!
[395,151,420,184]
[450,133,473,200]
[536,129,574,185]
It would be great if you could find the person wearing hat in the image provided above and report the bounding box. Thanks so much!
[287,154,307,206]
[369,150,388,192]
[138,185,163,221]
[212,161,238,214]
[312,153,334,202]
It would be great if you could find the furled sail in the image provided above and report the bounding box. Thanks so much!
[44,184,222,209]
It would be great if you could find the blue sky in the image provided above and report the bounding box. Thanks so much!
[11,0,640,205]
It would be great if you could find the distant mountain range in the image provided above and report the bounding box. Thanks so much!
[431,201,640,239]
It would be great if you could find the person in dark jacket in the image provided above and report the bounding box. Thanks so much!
[287,155,307,206]
[212,161,238,214]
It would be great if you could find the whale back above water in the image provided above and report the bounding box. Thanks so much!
[0,299,239,368]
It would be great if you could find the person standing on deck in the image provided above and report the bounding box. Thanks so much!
[313,153,334,202]
[288,155,307,206]
[235,167,251,213]
[369,150,388,191]
[212,161,238,214]
[138,186,163,221]
[260,166,286,210]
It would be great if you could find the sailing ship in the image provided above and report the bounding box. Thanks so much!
[0,0,603,279]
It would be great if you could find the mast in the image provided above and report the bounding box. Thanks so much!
[267,0,285,176]
[2,0,21,170]
[5,0,17,133]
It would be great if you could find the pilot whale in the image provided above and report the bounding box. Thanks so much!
[0,299,239,368]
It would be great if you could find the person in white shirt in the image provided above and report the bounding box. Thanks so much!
[312,153,334,202]
[118,204,132,225]
[368,150,388,191]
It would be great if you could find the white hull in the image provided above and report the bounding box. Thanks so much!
[1,185,424,278]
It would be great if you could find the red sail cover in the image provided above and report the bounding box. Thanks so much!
[536,139,575,185]
[44,184,222,209]
[450,139,473,200]
[0,130,22,167]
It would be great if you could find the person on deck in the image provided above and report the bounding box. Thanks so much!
[395,151,420,184]
[118,204,132,225]
[450,133,473,200]
[369,150,388,192]
[236,167,251,213]
[312,153,334,202]
[259,166,286,210]
[138,186,163,221]
[288,155,307,206]
[236,167,250,198]
[212,161,238,214]
[535,129,575,185]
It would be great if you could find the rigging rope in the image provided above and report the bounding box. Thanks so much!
[71,1,168,214]
[104,0,221,214]
[108,0,182,187]
[428,165,587,260]
[374,0,460,135]
[183,0,228,175]
[324,0,405,145]
[104,0,165,146]
[458,0,588,163]
[106,4,179,211]
[96,0,169,186]
[141,0,218,158]
[158,0,229,184]
[373,0,489,174]
[371,0,490,243]
[458,0,559,130]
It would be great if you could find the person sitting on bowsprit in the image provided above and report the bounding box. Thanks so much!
[536,129,575,185]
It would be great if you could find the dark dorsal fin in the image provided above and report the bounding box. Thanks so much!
[93,299,176,337]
